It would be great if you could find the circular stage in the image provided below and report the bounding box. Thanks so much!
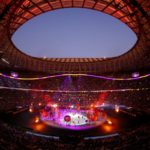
[40,108,107,130]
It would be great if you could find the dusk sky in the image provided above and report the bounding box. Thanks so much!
[12,8,137,58]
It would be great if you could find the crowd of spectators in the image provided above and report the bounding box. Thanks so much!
[0,74,150,110]
[0,89,150,111]
[0,89,32,111]
[0,76,28,88]
[0,74,150,149]
[1,74,150,90]
[0,119,149,150]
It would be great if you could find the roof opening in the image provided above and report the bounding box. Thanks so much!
[12,8,137,58]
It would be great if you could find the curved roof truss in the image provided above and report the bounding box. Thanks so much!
[0,0,150,73]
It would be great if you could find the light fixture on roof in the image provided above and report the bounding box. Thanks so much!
[1,58,9,64]
[11,72,18,78]
[43,56,47,59]
[132,72,140,78]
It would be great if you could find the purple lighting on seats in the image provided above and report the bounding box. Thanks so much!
[132,72,140,78]
[11,72,18,78]
[0,73,150,81]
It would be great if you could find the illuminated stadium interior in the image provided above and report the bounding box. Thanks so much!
[0,0,150,150]
[0,0,149,73]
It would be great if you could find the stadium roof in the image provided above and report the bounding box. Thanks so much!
[0,0,150,73]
